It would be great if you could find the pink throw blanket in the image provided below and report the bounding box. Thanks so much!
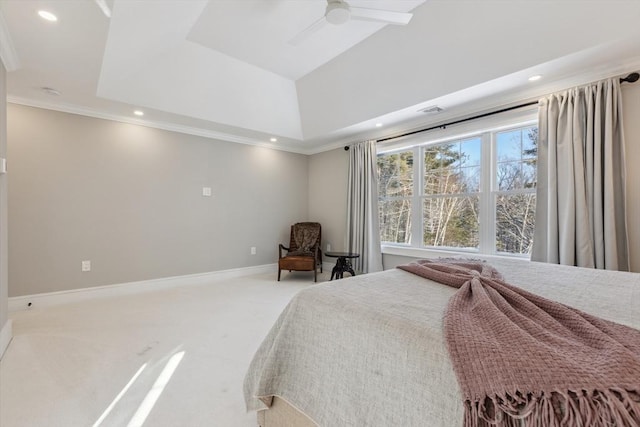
[398,259,640,427]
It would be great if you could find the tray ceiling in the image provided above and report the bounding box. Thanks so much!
[2,0,640,154]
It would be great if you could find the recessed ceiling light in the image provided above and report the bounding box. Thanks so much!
[528,75,542,82]
[375,123,383,127]
[38,10,58,22]
[270,137,278,142]
[134,110,144,116]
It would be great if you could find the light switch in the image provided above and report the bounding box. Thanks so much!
[202,187,212,197]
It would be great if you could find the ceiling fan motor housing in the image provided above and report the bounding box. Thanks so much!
[326,0,350,25]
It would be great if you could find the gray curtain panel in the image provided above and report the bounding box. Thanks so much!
[347,140,383,273]
[532,78,629,271]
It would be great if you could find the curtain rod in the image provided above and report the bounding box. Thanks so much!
[620,71,639,83]
[375,100,538,144]
[343,71,640,148]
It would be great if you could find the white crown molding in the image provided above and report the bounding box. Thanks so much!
[8,61,639,158]
[8,263,278,312]
[305,139,351,155]
[7,96,312,155]
[0,319,12,360]
[0,11,21,71]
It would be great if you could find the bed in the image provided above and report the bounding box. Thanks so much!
[244,257,640,426]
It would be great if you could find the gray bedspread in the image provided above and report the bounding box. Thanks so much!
[244,258,640,426]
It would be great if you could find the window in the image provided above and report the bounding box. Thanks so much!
[377,120,537,256]
[378,151,413,244]
[423,138,481,249]
[494,126,537,254]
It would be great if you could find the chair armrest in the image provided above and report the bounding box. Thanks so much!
[279,244,289,258]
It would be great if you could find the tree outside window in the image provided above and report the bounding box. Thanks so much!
[423,139,480,249]
[495,126,537,254]
[377,123,538,256]
[377,151,413,244]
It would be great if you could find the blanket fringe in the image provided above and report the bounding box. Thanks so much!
[463,388,640,427]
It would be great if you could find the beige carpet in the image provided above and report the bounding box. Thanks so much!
[1,270,330,427]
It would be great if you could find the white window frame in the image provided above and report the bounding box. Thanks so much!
[378,108,537,259]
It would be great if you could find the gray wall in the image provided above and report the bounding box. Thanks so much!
[308,148,349,253]
[0,62,8,334]
[8,105,309,296]
[309,84,640,273]
[7,81,640,299]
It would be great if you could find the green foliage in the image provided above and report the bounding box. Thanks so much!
[378,152,413,243]
[524,127,538,158]
[377,152,413,198]
[377,126,537,253]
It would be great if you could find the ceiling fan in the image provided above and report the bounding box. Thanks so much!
[289,0,414,46]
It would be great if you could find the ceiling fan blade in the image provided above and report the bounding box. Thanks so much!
[350,7,413,25]
[288,16,329,46]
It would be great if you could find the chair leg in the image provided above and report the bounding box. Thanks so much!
[314,267,317,282]
[278,268,281,281]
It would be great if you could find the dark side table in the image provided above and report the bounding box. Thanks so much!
[324,252,360,280]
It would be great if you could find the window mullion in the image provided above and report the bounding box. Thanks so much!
[412,145,423,248]
[479,132,494,254]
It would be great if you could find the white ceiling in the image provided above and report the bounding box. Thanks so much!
[187,0,424,80]
[2,0,640,154]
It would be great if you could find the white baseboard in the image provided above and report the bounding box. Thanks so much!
[8,263,277,312]
[0,319,12,360]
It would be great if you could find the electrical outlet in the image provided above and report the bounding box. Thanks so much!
[326,243,331,252]
[250,247,257,255]
[81,260,91,272]
[202,187,212,197]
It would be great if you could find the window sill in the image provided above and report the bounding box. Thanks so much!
[381,244,531,263]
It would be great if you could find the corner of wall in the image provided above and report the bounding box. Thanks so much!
[0,58,11,356]
[0,318,11,359]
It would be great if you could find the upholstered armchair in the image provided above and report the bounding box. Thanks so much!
[278,222,322,282]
